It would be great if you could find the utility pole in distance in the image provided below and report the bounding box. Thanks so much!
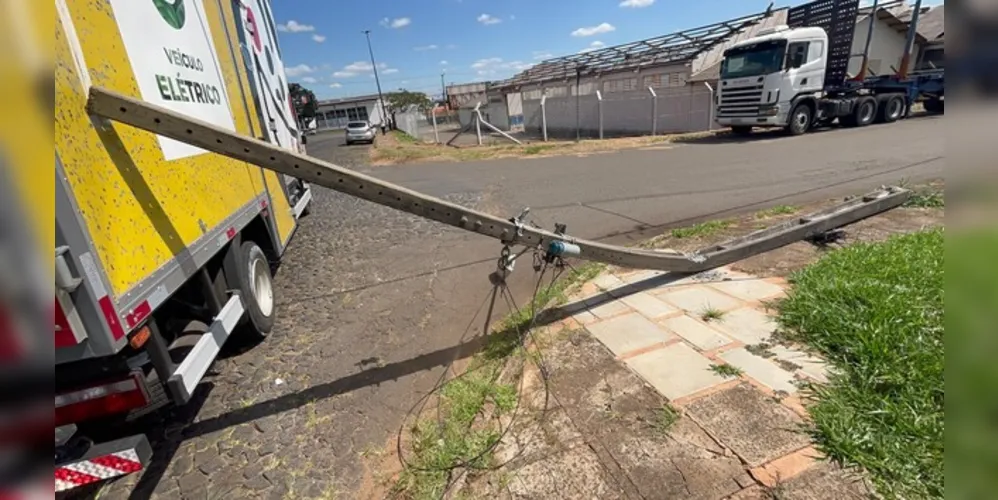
[441,73,447,107]
[363,29,388,134]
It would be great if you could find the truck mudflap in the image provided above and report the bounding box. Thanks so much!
[55,434,152,492]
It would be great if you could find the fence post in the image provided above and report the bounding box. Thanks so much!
[596,90,604,140]
[648,87,658,136]
[432,109,440,143]
[474,102,483,146]
[703,82,715,131]
[540,94,548,142]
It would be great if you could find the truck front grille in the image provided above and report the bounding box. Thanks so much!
[717,84,765,118]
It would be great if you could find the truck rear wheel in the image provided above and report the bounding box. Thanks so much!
[224,240,276,340]
[876,95,906,123]
[786,103,812,136]
[850,97,877,127]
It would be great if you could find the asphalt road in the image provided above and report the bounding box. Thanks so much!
[109,117,943,499]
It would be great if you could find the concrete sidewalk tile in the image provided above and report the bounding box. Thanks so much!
[617,269,666,284]
[709,279,787,302]
[655,285,745,314]
[585,296,632,319]
[619,292,679,319]
[768,345,831,383]
[593,273,626,293]
[586,313,675,356]
[727,485,773,499]
[661,315,733,351]
[570,308,599,325]
[777,462,874,499]
[507,446,624,499]
[720,348,798,394]
[749,446,821,487]
[624,343,726,400]
[685,384,810,467]
[709,308,778,344]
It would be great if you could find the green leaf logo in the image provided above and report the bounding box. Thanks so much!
[152,0,186,30]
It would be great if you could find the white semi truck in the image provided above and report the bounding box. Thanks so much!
[715,0,944,136]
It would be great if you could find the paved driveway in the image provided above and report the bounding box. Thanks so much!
[105,117,943,499]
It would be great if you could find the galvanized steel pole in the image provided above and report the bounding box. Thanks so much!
[363,30,388,134]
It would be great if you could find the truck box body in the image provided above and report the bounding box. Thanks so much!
[56,0,304,361]
[54,0,311,491]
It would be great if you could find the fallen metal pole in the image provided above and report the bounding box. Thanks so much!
[86,87,911,273]
[474,108,523,145]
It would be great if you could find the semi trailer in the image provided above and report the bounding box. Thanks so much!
[715,0,944,136]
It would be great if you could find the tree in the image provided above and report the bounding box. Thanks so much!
[288,83,317,120]
[384,89,432,113]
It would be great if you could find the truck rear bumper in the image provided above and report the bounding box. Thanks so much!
[55,433,152,492]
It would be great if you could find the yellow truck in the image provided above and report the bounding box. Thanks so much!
[54,0,311,491]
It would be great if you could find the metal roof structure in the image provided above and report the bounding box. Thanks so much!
[496,10,776,88]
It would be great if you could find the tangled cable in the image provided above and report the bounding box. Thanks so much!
[393,242,568,498]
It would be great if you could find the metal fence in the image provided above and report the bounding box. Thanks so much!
[522,83,715,140]
[392,110,464,144]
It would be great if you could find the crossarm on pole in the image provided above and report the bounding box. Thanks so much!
[85,87,910,274]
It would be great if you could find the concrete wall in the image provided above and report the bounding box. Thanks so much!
[507,92,524,131]
[848,14,909,77]
[522,84,714,139]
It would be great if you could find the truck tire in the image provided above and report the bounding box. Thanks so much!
[731,126,753,136]
[876,95,906,123]
[225,240,276,340]
[785,103,812,136]
[851,97,877,127]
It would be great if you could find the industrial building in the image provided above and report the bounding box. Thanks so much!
[490,9,787,138]
[313,94,388,130]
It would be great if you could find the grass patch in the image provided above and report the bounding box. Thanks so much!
[776,229,943,499]
[523,144,557,155]
[369,131,717,165]
[698,306,726,323]
[903,189,944,208]
[710,363,743,378]
[394,262,605,498]
[392,130,420,144]
[654,404,680,433]
[755,205,798,219]
[670,219,732,239]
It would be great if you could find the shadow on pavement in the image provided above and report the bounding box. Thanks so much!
[179,268,701,442]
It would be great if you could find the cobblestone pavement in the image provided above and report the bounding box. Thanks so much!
[98,119,941,499]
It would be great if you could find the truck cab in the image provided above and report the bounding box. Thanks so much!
[716,25,828,134]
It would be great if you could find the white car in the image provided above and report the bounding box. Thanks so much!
[345,121,376,145]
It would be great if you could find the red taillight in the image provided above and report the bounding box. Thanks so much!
[55,374,150,426]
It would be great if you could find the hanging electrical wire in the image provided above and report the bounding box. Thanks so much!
[394,240,574,498]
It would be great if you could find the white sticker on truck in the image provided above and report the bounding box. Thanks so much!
[108,0,236,161]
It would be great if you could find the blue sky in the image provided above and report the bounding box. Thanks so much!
[270,0,937,100]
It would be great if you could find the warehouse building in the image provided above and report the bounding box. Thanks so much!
[490,9,788,138]
[313,94,388,130]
